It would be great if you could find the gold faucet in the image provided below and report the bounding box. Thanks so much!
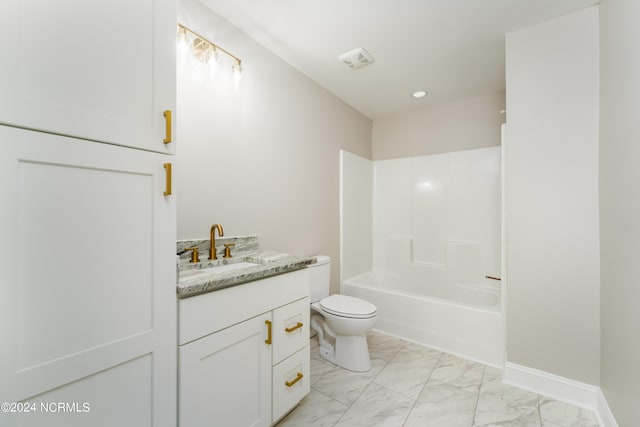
[209,224,224,260]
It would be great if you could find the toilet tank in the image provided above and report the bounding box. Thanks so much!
[308,255,330,303]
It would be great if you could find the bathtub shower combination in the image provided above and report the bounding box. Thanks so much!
[340,147,503,366]
[343,265,502,366]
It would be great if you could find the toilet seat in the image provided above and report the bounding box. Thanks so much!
[320,294,377,319]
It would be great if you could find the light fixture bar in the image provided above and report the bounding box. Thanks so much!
[177,23,242,66]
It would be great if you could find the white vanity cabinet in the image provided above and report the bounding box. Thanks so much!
[0,0,175,153]
[178,269,311,427]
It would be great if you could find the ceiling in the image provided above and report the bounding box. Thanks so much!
[199,0,599,119]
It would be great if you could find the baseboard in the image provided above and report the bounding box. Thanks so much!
[503,362,618,427]
[596,389,619,427]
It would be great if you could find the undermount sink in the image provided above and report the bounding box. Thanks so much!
[179,261,260,282]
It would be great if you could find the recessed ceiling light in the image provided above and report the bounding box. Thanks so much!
[412,90,428,98]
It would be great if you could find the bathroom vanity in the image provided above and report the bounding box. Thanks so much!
[177,238,312,426]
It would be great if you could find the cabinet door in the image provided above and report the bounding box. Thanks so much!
[0,0,175,153]
[272,297,310,365]
[179,313,272,427]
[0,125,176,426]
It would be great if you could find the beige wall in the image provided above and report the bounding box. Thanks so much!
[339,150,373,282]
[176,0,371,293]
[600,0,640,424]
[372,92,505,160]
[505,7,600,385]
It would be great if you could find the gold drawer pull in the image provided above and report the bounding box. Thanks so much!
[285,372,303,387]
[163,110,172,144]
[285,322,304,333]
[163,163,172,196]
[265,320,272,345]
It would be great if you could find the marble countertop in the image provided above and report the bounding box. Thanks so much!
[176,250,314,298]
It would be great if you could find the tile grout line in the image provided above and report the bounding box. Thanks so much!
[330,333,409,426]
[307,366,351,426]
[536,393,543,425]
[330,358,394,426]
[308,337,350,425]
[401,350,444,427]
[470,365,487,427]
[368,338,421,427]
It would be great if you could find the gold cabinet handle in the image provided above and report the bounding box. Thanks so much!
[265,320,272,345]
[163,110,172,144]
[285,322,304,333]
[285,372,303,387]
[163,163,172,196]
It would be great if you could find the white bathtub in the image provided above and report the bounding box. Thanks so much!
[342,269,504,366]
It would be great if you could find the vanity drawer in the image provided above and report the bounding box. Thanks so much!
[272,297,309,364]
[272,345,310,422]
[178,269,309,345]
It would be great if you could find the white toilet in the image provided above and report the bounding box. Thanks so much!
[307,256,377,372]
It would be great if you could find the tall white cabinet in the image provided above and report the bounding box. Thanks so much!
[0,0,175,152]
[0,1,177,426]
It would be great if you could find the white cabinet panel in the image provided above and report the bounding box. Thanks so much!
[0,0,175,153]
[16,161,153,370]
[5,355,153,427]
[272,345,310,423]
[179,313,272,427]
[0,125,176,426]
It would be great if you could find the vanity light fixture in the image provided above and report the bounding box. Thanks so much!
[177,23,242,89]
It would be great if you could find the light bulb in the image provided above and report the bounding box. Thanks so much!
[232,62,243,92]
[205,47,219,80]
[177,26,190,65]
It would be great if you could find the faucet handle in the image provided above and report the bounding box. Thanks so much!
[223,243,235,259]
[185,246,200,263]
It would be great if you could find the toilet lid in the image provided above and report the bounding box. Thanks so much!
[320,294,377,319]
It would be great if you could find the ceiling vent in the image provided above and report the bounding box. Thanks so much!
[338,48,375,70]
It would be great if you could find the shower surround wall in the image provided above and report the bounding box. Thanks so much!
[372,147,501,284]
[340,147,503,364]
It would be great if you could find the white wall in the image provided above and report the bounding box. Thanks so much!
[339,151,372,282]
[372,92,505,160]
[372,147,501,283]
[505,7,600,385]
[176,0,371,294]
[599,0,640,424]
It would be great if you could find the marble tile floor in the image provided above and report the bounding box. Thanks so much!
[276,332,599,427]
